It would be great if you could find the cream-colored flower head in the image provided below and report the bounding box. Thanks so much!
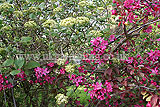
[78,1,88,7]
[97,7,105,11]
[89,30,103,37]
[76,17,89,25]
[24,21,37,28]
[13,11,23,17]
[53,7,62,12]
[60,17,76,27]
[42,19,57,28]
[0,2,13,11]
[57,58,66,65]
[55,93,68,105]
[65,64,75,73]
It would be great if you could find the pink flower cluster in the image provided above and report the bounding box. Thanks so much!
[16,71,26,81]
[112,0,160,27]
[0,74,13,91]
[88,81,112,102]
[68,74,86,87]
[60,68,65,74]
[121,50,160,89]
[90,37,109,64]
[33,67,55,85]
[147,50,160,62]
[90,37,108,55]
[47,62,55,67]
[78,66,84,73]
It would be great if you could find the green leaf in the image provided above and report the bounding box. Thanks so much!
[25,61,40,69]
[39,2,45,9]
[2,59,14,66]
[156,34,160,39]
[27,0,35,2]
[10,70,21,75]
[29,13,36,19]
[21,36,33,43]
[66,88,74,97]
[14,57,25,69]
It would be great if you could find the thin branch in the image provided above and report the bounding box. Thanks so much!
[11,88,17,107]
[113,33,140,52]
[3,90,7,107]
[112,18,160,52]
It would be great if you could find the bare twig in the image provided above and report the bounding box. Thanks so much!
[11,88,17,107]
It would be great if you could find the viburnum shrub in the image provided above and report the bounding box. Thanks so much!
[0,0,160,107]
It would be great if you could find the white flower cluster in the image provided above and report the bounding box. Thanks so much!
[56,58,66,65]
[42,19,57,28]
[53,7,62,12]
[60,17,89,27]
[60,17,76,27]
[76,17,89,25]
[89,30,103,37]
[65,64,75,73]
[78,1,88,7]
[55,93,68,105]
[24,21,37,28]
[0,2,13,11]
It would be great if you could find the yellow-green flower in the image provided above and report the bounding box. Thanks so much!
[60,17,76,27]
[65,64,75,73]
[42,19,57,28]
[76,17,89,25]
[57,58,66,65]
[13,11,23,17]
[0,2,13,11]
[78,1,88,7]
[53,7,62,12]
[1,25,12,31]
[28,7,38,13]
[97,7,105,11]
[89,30,103,37]
[24,21,37,28]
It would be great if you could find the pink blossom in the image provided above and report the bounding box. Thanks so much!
[16,71,26,80]
[111,10,116,15]
[60,68,65,74]
[109,35,115,42]
[65,60,69,64]
[93,82,102,90]
[113,0,116,3]
[151,67,158,74]
[146,102,152,107]
[47,62,54,67]
[145,25,152,33]
[124,0,134,8]
[105,81,113,93]
[156,38,160,41]
[84,88,88,92]
[78,66,84,73]
[90,38,99,47]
